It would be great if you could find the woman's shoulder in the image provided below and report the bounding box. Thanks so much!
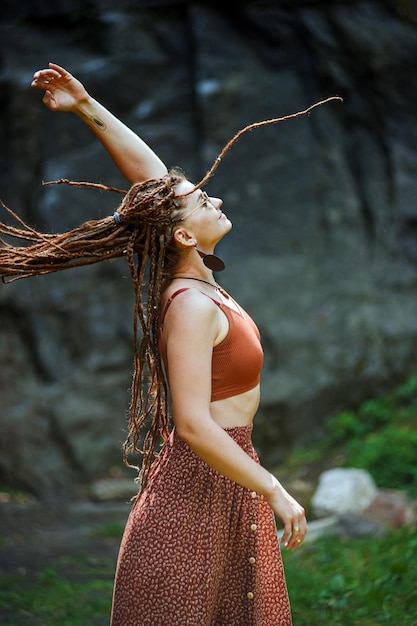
[160,285,230,349]
[162,285,219,312]
[160,286,221,330]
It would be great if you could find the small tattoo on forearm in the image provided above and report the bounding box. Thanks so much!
[90,116,106,131]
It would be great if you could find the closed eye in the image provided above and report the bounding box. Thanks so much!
[199,191,209,208]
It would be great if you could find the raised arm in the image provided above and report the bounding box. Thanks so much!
[31,63,168,184]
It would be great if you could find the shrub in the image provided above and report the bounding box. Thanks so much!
[323,376,417,496]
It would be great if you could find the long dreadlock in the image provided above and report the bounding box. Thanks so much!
[0,96,342,493]
[0,169,187,493]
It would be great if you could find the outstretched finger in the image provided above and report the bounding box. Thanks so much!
[48,62,68,75]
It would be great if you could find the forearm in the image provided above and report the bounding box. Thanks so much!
[72,96,168,184]
[175,415,307,548]
[32,64,168,184]
[177,417,280,499]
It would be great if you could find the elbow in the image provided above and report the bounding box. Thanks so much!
[174,414,210,447]
[175,421,198,446]
[128,163,168,186]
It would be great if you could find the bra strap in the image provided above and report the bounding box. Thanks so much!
[160,287,223,327]
[160,288,190,326]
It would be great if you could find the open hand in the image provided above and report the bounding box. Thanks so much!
[31,62,89,112]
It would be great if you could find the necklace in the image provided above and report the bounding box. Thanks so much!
[172,276,229,299]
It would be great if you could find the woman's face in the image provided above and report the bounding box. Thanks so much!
[175,180,232,250]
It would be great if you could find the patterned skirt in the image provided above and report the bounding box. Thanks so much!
[110,425,292,626]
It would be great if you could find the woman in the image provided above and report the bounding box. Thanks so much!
[2,63,309,625]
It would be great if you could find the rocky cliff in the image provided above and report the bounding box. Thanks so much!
[1,0,416,497]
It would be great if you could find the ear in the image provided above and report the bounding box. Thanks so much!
[173,226,196,249]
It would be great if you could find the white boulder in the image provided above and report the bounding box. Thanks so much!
[312,467,378,518]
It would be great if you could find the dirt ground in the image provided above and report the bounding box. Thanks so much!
[0,495,129,579]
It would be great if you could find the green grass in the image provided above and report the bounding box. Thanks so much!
[0,573,113,625]
[284,525,417,626]
[91,521,125,539]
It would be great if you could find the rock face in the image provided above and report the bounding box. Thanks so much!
[1,1,417,496]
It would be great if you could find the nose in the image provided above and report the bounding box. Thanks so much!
[212,197,223,211]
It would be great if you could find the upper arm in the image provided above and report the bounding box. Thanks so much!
[99,131,168,185]
[163,291,221,434]
[112,137,168,184]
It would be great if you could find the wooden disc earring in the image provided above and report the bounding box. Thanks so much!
[196,248,225,272]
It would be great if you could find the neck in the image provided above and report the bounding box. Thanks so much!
[172,262,214,283]
[171,275,229,298]
[172,274,215,286]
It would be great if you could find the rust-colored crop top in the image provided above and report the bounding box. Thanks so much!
[159,288,264,401]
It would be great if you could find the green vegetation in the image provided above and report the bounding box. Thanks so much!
[284,525,417,626]
[0,560,114,626]
[326,376,417,496]
[285,375,417,498]
[279,375,417,624]
[92,521,125,539]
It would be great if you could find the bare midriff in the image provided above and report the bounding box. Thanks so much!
[210,383,261,428]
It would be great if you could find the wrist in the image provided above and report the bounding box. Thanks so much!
[72,94,95,116]
[264,473,282,501]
